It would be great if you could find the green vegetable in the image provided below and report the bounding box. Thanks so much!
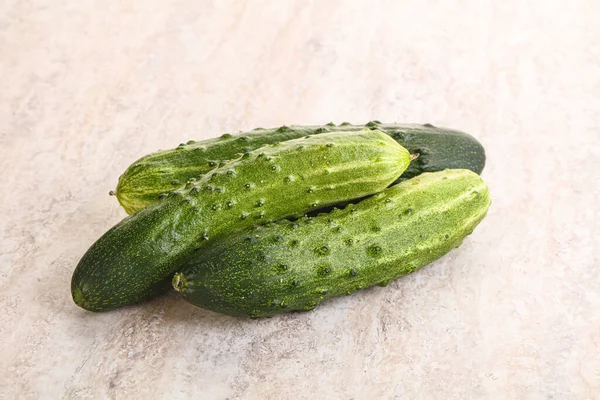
[173,169,491,318]
[116,122,485,214]
[72,130,410,311]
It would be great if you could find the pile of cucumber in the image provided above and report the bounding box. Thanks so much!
[71,122,490,317]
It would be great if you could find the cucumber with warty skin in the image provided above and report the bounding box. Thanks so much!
[116,122,486,214]
[72,130,411,312]
[173,169,491,318]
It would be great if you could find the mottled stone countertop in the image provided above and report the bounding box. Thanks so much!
[1,1,599,399]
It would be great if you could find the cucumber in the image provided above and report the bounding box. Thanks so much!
[72,130,410,311]
[116,122,485,214]
[173,169,491,318]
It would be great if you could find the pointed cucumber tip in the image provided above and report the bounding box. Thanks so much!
[72,286,100,312]
[72,287,86,308]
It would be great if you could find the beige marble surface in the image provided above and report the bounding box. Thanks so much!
[1,1,599,399]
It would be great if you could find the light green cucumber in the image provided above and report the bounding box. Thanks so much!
[173,169,491,318]
[72,130,410,311]
[116,122,486,214]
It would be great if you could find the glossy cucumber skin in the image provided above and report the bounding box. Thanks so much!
[116,122,485,214]
[174,169,491,318]
[72,130,410,311]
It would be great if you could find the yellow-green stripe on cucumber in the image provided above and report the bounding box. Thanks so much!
[116,122,485,214]
[72,130,410,311]
[173,169,491,318]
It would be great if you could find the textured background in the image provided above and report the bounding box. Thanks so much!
[1,0,599,399]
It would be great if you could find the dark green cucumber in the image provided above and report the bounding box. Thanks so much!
[173,169,491,318]
[116,122,485,214]
[72,130,410,311]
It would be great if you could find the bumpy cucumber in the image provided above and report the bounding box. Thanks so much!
[72,130,410,311]
[173,169,491,318]
[116,122,485,214]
